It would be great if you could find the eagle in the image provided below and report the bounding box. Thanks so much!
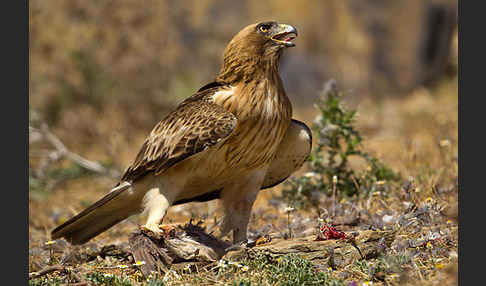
[51,21,312,245]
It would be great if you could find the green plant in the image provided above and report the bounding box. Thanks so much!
[282,80,399,208]
[145,278,166,286]
[84,272,135,286]
[47,162,95,180]
[256,254,344,286]
[232,280,253,286]
[29,162,98,202]
[217,254,344,285]
[352,253,411,282]
[29,277,63,286]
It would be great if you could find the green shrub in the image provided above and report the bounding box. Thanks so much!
[282,80,399,209]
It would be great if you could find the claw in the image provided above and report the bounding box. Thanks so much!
[140,224,163,240]
[255,234,272,246]
[159,224,176,237]
[225,239,249,252]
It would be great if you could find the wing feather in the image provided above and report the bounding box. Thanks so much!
[121,85,237,182]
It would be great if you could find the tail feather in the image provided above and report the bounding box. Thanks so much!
[51,182,139,245]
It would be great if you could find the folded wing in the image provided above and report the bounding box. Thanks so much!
[121,85,238,183]
[261,119,312,189]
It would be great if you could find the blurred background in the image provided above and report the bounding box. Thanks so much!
[29,0,457,244]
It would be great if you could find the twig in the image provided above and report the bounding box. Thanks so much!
[351,175,361,198]
[287,211,292,239]
[30,124,120,179]
[332,175,338,218]
[347,234,364,260]
[69,270,89,285]
[29,263,91,285]
[284,206,295,239]
[29,264,65,280]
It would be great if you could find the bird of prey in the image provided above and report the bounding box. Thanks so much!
[51,21,312,245]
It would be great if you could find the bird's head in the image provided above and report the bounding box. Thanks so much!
[242,21,298,49]
[217,21,298,83]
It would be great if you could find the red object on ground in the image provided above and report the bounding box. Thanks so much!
[316,224,347,240]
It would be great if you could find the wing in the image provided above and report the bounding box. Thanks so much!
[121,85,237,182]
[261,119,312,189]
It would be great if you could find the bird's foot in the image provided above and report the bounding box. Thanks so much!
[140,224,176,239]
[224,234,272,253]
[254,234,272,246]
[158,224,177,238]
[140,224,164,240]
[225,239,253,253]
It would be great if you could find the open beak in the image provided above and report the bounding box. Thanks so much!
[271,24,298,47]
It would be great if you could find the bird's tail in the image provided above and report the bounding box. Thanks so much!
[51,182,138,245]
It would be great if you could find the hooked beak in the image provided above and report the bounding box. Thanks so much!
[270,24,298,47]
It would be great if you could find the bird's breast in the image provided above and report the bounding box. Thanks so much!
[212,83,292,171]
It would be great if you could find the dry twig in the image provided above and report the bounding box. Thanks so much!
[29,264,65,280]
[29,263,90,285]
[29,123,120,179]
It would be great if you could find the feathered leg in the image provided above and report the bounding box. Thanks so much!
[219,169,266,244]
[140,187,171,237]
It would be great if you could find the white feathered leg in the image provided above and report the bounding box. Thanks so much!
[141,187,171,236]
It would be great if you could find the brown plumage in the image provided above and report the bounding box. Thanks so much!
[51,21,311,245]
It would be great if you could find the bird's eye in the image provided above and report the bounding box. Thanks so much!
[259,25,269,33]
